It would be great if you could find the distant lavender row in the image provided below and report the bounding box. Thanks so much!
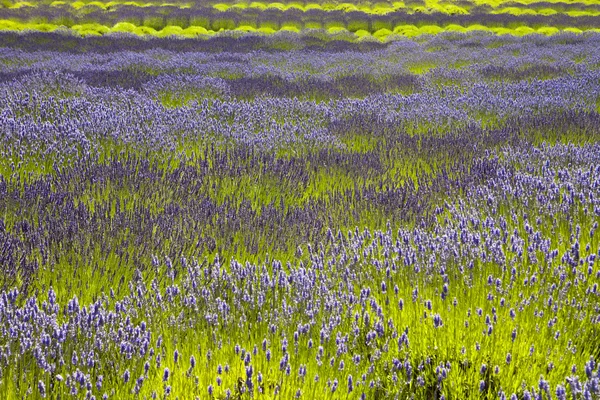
[4,5,600,31]
[1,29,597,53]
[2,33,599,274]
[2,37,600,164]
[2,32,600,77]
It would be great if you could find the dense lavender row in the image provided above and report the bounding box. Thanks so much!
[2,32,599,82]
[0,29,594,53]
[1,143,599,398]
[0,30,390,52]
[2,33,600,162]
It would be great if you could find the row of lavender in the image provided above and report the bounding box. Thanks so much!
[4,6,600,32]
[0,32,600,398]
[2,33,600,161]
[0,29,593,53]
[1,143,599,398]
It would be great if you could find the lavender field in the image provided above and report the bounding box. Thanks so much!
[1,25,600,400]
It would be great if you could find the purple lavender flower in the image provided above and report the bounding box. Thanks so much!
[331,379,338,393]
[38,381,46,398]
[246,365,254,391]
[433,314,443,328]
[556,385,566,400]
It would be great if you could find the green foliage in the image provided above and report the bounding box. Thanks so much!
[347,18,370,32]
[211,17,236,31]
[372,18,393,31]
[259,18,280,30]
[142,16,165,30]
[166,15,188,28]
[189,15,210,28]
